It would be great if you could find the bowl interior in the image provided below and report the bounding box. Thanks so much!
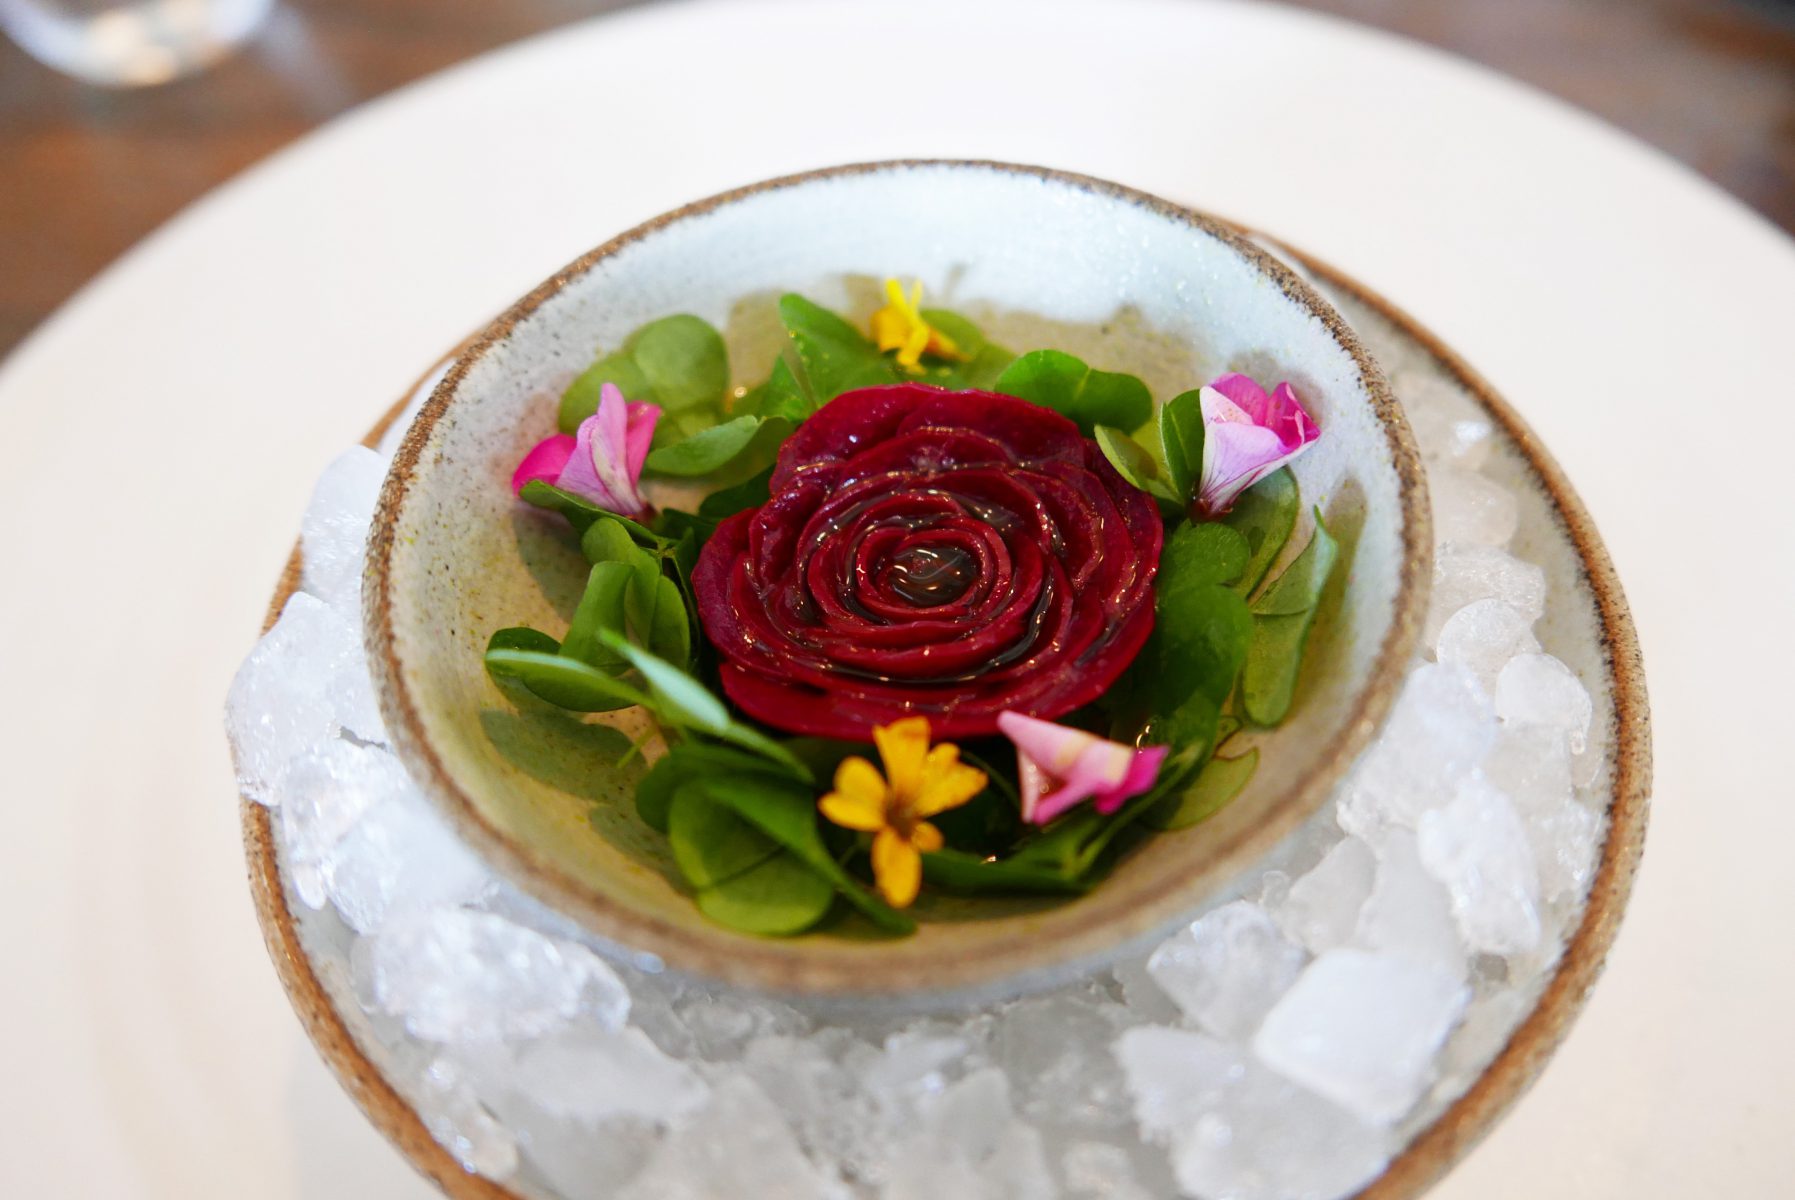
[366,162,1428,1001]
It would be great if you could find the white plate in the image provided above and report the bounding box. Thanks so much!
[0,1,1790,1197]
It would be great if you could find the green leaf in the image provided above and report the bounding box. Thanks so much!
[699,464,773,519]
[1160,585,1253,709]
[559,561,633,670]
[918,308,1015,388]
[556,315,728,431]
[1093,425,1180,504]
[1145,748,1259,831]
[1242,512,1339,725]
[761,356,816,422]
[1159,388,1206,503]
[921,848,1089,895]
[992,349,1152,435]
[668,781,781,888]
[1160,522,1250,591]
[695,774,914,933]
[626,315,730,412]
[694,850,836,935]
[601,633,812,779]
[1138,686,1223,758]
[670,528,702,581]
[1250,509,1339,617]
[653,509,718,547]
[644,415,764,477]
[664,529,703,643]
[518,479,605,534]
[629,570,692,668]
[1223,469,1300,598]
[610,633,730,727]
[1151,523,1254,716]
[483,648,648,713]
[636,754,681,833]
[486,626,560,655]
[559,351,651,433]
[579,516,643,566]
[778,294,898,403]
[916,308,988,357]
[779,737,872,784]
[519,480,665,543]
[925,749,1023,858]
[637,742,809,833]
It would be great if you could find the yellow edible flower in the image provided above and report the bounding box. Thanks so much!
[818,717,987,907]
[869,278,966,371]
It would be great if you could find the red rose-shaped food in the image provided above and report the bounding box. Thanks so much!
[692,385,1162,738]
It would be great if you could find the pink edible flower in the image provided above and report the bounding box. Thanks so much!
[1195,373,1319,517]
[512,382,660,517]
[997,711,1169,826]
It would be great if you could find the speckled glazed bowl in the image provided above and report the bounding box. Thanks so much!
[364,161,1431,1001]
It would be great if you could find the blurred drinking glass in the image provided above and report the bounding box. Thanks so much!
[0,0,274,87]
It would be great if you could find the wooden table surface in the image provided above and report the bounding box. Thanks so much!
[2,0,1792,361]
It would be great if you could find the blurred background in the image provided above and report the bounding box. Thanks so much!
[1,0,1791,360]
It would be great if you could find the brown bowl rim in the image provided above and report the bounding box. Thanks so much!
[358,160,1434,999]
[240,238,1648,1200]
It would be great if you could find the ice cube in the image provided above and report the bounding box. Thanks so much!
[1480,724,1574,814]
[1254,868,1292,912]
[1253,949,1469,1124]
[516,1116,658,1200]
[992,987,1134,1133]
[883,1069,1055,1200]
[321,783,490,934]
[1431,466,1518,547]
[740,1031,887,1183]
[631,985,812,1062]
[274,739,410,909]
[617,1075,843,1200]
[1061,1141,1155,1200]
[371,908,624,1042]
[1147,901,1306,1041]
[1337,663,1496,837]
[1526,797,1602,904]
[226,592,386,804]
[1424,545,1546,646]
[1275,839,1376,955]
[1355,830,1466,978]
[1399,376,1493,468]
[1433,990,1529,1101]
[1434,598,1539,690]
[300,445,387,614]
[1117,1026,1389,1199]
[415,1055,518,1179]
[1495,653,1594,753]
[1416,774,1542,956]
[1110,953,1182,1026]
[863,1030,970,1102]
[507,1024,707,1125]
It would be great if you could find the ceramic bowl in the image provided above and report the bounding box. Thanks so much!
[363,161,1431,1001]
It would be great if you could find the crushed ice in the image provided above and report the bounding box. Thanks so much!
[226,323,1611,1199]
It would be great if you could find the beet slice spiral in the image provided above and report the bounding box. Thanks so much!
[692,384,1163,739]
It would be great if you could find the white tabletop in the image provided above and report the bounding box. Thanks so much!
[2,0,1790,1196]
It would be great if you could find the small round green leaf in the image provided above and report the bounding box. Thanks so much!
[645,415,763,477]
[1146,748,1259,831]
[626,315,730,412]
[694,851,836,936]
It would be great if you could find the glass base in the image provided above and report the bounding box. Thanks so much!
[0,0,274,87]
